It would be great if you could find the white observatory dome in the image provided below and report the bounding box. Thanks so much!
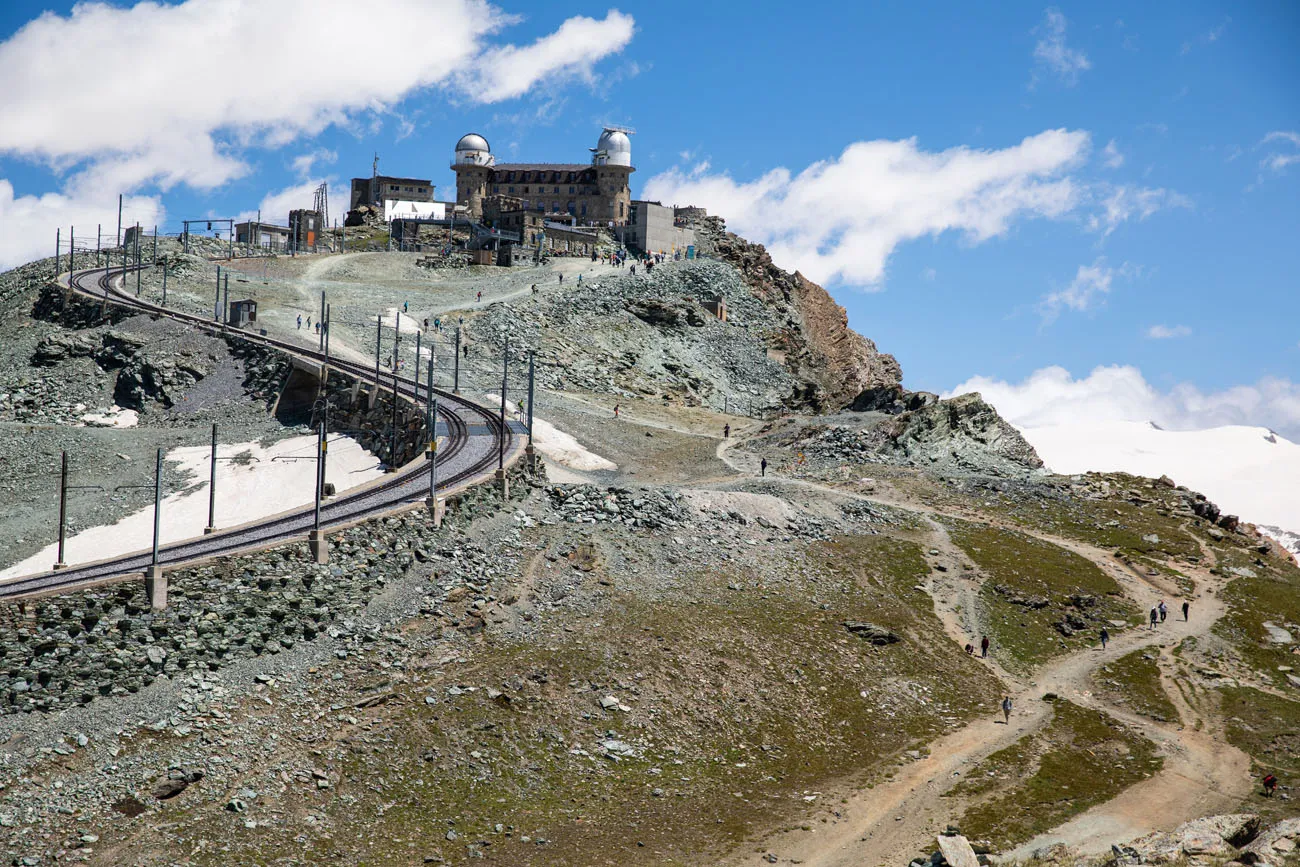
[455,133,493,166]
[592,128,632,167]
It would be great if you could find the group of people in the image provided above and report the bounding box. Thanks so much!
[1148,599,1190,629]
[964,636,992,658]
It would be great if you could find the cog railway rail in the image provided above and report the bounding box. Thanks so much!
[0,263,520,601]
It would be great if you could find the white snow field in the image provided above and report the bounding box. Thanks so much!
[1020,420,1300,558]
[0,434,385,580]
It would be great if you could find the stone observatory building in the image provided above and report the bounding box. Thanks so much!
[452,128,635,226]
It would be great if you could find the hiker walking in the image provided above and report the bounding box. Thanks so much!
[1159,600,1168,622]
[1149,607,1159,629]
[1263,773,1278,797]
[306,315,311,329]
[1001,695,1012,724]
[1182,600,1190,621]
[760,457,768,477]
[1100,627,1109,650]
[476,290,482,303]
[980,636,990,658]
[296,314,302,330]
[613,403,620,419]
[723,423,730,439]
[403,300,408,313]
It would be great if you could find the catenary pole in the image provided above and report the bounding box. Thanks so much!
[56,451,68,568]
[151,447,163,568]
[206,423,217,533]
[70,226,75,276]
[453,327,461,393]
[414,331,421,403]
[314,421,324,532]
[499,337,508,470]
[54,228,60,280]
[116,194,122,247]
[214,266,221,320]
[527,350,536,443]
[162,263,168,306]
[324,304,331,361]
[320,400,329,498]
[319,290,325,351]
[374,314,382,401]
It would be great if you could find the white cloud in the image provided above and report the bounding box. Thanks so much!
[1259,130,1300,172]
[922,267,938,281]
[1146,324,1191,339]
[0,180,163,270]
[0,0,636,269]
[1032,7,1091,86]
[1102,139,1124,168]
[1038,257,1126,322]
[643,129,1089,286]
[291,149,338,178]
[946,365,1300,441]
[460,10,635,102]
[1088,184,1192,236]
[1182,17,1231,54]
[234,178,348,228]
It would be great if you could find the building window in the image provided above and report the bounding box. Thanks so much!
[388,185,398,191]
[581,203,587,216]
[567,201,575,215]
[619,202,625,218]
[569,186,575,194]
[536,202,544,212]
[508,186,514,194]
[418,187,426,193]
[553,186,559,193]
[493,185,499,193]
[523,186,530,194]
[404,186,413,192]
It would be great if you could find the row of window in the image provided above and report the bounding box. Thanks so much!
[386,184,428,194]
[496,170,587,183]
[495,185,590,196]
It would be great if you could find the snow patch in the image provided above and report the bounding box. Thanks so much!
[0,434,384,580]
[1019,420,1300,547]
[380,307,423,335]
[483,396,617,472]
[79,405,138,428]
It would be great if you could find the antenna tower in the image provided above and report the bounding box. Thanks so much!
[313,181,329,229]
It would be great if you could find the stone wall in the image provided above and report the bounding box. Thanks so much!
[0,462,536,716]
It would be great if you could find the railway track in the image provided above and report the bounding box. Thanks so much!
[0,262,522,600]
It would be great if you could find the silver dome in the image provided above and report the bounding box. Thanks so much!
[592,128,632,167]
[456,133,490,152]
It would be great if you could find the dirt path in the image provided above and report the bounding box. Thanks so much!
[712,438,1252,866]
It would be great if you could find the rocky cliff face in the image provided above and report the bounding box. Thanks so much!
[870,392,1044,475]
[704,220,903,410]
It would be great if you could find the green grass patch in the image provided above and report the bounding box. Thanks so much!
[1092,648,1179,723]
[1213,545,1300,685]
[954,700,1163,848]
[171,535,1003,867]
[944,519,1140,673]
[1221,685,1300,778]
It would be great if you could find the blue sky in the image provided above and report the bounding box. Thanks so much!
[1,0,1297,434]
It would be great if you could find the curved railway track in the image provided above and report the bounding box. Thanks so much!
[0,262,521,600]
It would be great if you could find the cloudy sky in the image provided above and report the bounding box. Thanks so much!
[1,0,1297,437]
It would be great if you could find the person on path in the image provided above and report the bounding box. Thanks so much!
[1100,626,1110,650]
[1150,607,1159,629]
[403,300,408,313]
[315,322,320,335]
[532,284,538,296]
[965,643,974,655]
[306,315,311,329]
[476,290,482,303]
[1182,600,1190,621]
[558,273,563,284]
[723,423,730,439]
[760,457,768,477]
[1159,600,1168,622]
[981,636,990,658]
[1263,773,1278,797]
[463,343,469,358]
[297,314,302,330]
[434,318,440,332]
[613,404,620,419]
[577,274,583,285]
[1001,695,1012,724]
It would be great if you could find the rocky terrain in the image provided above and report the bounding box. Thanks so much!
[0,232,1297,867]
